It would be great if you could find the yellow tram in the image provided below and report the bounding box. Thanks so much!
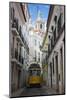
[27,63,43,87]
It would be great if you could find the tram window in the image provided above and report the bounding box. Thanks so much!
[32,70,37,76]
[29,70,32,75]
[29,69,41,76]
[37,70,40,75]
[32,70,40,76]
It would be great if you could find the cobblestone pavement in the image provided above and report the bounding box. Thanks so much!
[12,85,59,97]
[20,86,59,97]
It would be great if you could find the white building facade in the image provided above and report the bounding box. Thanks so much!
[9,2,30,96]
[47,5,65,94]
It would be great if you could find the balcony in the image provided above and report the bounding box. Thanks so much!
[11,49,24,67]
[16,26,29,50]
[11,16,29,50]
[48,23,65,58]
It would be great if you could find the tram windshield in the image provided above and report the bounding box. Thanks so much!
[29,70,40,76]
[29,63,41,76]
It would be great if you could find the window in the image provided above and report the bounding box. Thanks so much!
[19,26,21,37]
[54,28,56,42]
[60,47,63,74]
[24,50,25,58]
[39,41,40,47]
[51,26,54,31]
[48,35,50,39]
[34,50,36,61]
[50,62,52,87]
[17,42,18,52]
[45,55,48,63]
[40,24,42,29]
[48,44,50,54]
[34,39,36,46]
[37,70,40,75]
[52,58,54,74]
[54,15,57,23]
[18,70,21,88]
[11,63,14,82]
[36,24,37,29]
[29,70,40,76]
[57,14,61,34]
[38,52,40,62]
[32,70,37,76]
[51,36,54,49]
[13,36,14,49]
[11,7,15,21]
[20,46,21,55]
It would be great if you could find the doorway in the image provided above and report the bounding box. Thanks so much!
[18,69,21,89]
[55,55,59,92]
[60,47,64,93]
[50,62,52,88]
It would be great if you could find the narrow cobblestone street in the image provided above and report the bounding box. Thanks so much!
[12,85,59,97]
[21,86,58,97]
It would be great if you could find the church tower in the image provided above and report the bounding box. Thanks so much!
[34,10,46,36]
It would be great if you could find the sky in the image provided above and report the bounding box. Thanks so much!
[28,3,50,23]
